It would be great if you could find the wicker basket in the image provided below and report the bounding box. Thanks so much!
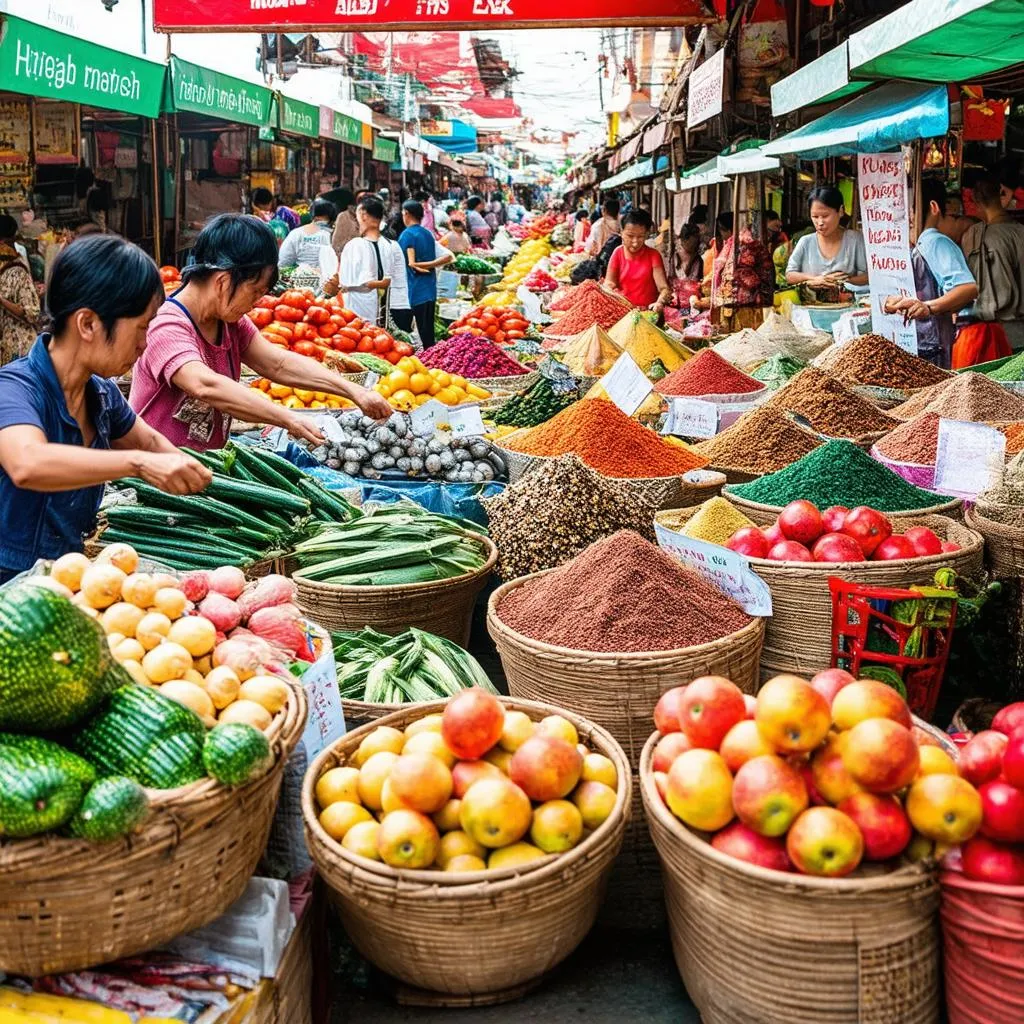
[0,682,308,977]
[965,504,1024,580]
[291,533,496,645]
[639,731,941,1024]
[709,464,762,485]
[302,697,630,1001]
[472,371,539,394]
[722,486,964,525]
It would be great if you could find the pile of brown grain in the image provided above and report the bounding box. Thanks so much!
[822,333,951,389]
[693,405,823,474]
[890,372,1024,422]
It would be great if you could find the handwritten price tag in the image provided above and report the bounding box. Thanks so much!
[410,399,450,435]
[600,352,653,417]
[448,404,486,437]
[663,398,719,438]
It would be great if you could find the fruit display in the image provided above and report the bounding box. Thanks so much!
[313,689,619,871]
[373,355,491,411]
[420,333,529,379]
[249,378,349,410]
[159,265,181,295]
[491,238,553,296]
[650,671,984,877]
[724,501,963,563]
[522,268,559,293]
[507,213,559,241]
[448,305,532,346]
[451,254,501,275]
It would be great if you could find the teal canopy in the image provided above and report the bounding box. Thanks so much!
[770,43,870,117]
[600,158,654,190]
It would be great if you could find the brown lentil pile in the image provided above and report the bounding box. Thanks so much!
[890,372,1024,422]
[764,367,898,438]
[875,412,942,464]
[692,405,823,474]
[824,333,951,389]
[677,496,756,545]
[481,453,657,581]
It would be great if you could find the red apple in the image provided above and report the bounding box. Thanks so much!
[810,734,863,804]
[763,521,785,546]
[810,667,856,707]
[451,760,503,799]
[831,679,913,730]
[940,540,961,553]
[743,694,757,719]
[872,535,918,561]
[960,836,1024,885]
[812,532,865,563]
[732,755,809,837]
[978,779,1024,843]
[786,807,864,877]
[719,719,775,774]
[653,731,693,773]
[508,734,583,802]
[842,507,892,557]
[841,718,920,793]
[767,540,814,562]
[441,689,504,760]
[653,686,688,735]
[755,674,831,753]
[993,702,1024,737]
[1001,729,1024,790]
[958,730,1009,787]
[778,500,823,545]
[677,675,747,750]
[654,770,669,802]
[726,527,770,559]
[711,821,792,872]
[837,792,912,861]
[796,759,827,805]
[821,506,850,533]
[903,526,943,557]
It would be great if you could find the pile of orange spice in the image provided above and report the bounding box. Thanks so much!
[504,398,709,478]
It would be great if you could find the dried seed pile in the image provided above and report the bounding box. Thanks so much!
[656,349,762,397]
[764,367,897,438]
[544,287,634,337]
[890,372,1024,422]
[677,496,756,545]
[987,350,1024,381]
[482,454,656,581]
[692,405,823,475]
[821,333,951,389]
[874,412,943,465]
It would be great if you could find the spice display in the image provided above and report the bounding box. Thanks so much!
[677,496,757,545]
[550,279,629,314]
[752,354,805,391]
[818,333,950,389]
[482,454,657,580]
[874,412,942,465]
[987,350,1024,381]
[503,398,708,478]
[557,324,623,376]
[656,349,762,398]
[890,371,1024,422]
[712,328,782,372]
[999,421,1024,457]
[543,286,634,338]
[492,370,581,428]
[764,367,897,438]
[607,311,694,378]
[692,406,823,475]
[420,333,528,379]
[496,530,752,653]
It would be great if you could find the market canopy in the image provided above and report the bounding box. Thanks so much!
[420,119,479,155]
[168,56,275,130]
[770,43,870,117]
[665,156,726,193]
[716,140,780,176]
[599,155,670,191]
[762,82,949,161]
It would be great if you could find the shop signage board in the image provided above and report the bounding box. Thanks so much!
[687,48,725,128]
[170,56,274,129]
[0,98,30,162]
[280,95,319,138]
[857,152,918,354]
[153,0,713,31]
[372,136,398,163]
[320,108,364,146]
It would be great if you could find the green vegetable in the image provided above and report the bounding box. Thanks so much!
[66,776,148,842]
[493,375,579,427]
[203,723,273,786]
[452,254,500,275]
[350,352,395,375]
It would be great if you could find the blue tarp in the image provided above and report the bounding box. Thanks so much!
[421,119,478,155]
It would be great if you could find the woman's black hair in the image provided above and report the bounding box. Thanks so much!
[623,209,653,230]
[182,214,279,296]
[589,208,602,223]
[687,203,709,226]
[808,185,845,212]
[466,195,483,211]
[311,198,337,223]
[358,195,385,221]
[251,187,274,208]
[47,235,162,338]
[680,223,701,243]
[570,258,601,284]
[603,198,621,217]
[715,212,734,233]
[0,214,17,242]
[574,209,589,222]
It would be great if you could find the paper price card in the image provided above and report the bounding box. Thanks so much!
[447,404,486,437]
[654,522,772,617]
[662,398,718,439]
[933,418,1006,499]
[599,352,653,417]
[410,398,450,435]
[363,371,380,389]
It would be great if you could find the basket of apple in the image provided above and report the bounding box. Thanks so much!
[720,501,983,680]
[302,690,630,1003]
[640,670,982,1024]
[940,701,1024,1024]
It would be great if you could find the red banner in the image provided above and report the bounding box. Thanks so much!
[153,0,713,32]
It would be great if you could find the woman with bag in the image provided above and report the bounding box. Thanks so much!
[0,215,40,365]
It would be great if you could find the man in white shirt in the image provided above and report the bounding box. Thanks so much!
[338,195,391,324]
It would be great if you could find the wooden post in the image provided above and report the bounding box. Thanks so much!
[172,114,181,262]
[910,140,922,244]
[150,118,162,265]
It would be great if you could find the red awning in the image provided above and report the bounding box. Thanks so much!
[461,96,523,119]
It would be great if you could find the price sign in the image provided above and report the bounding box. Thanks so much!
[318,416,346,443]
[363,371,380,389]
[599,352,653,417]
[410,398,449,435]
[448,404,486,437]
[933,418,1006,499]
[662,398,719,439]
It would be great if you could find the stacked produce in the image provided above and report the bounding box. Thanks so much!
[692,406,823,475]
[333,627,498,705]
[890,371,1024,422]
[675,496,757,546]
[817,333,950,389]
[729,440,946,512]
[249,378,348,410]
[451,254,500,275]
[313,689,618,871]
[420,332,529,379]
[374,355,491,410]
[763,367,897,438]
[308,410,505,481]
[448,305,532,346]
[483,454,656,580]
[651,673,983,876]
[656,349,762,398]
[543,288,635,340]
[496,530,751,654]
[522,267,559,293]
[555,324,622,377]
[607,311,693,379]
[508,213,559,241]
[503,398,709,478]
[492,373,581,428]
[722,499,962,563]
[751,354,805,391]
[491,238,553,300]
[291,505,489,587]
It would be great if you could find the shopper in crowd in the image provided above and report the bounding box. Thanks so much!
[585,198,622,257]
[398,200,446,347]
[433,198,452,235]
[465,196,492,246]
[0,214,40,365]
[277,199,337,290]
[687,203,710,247]
[338,196,394,326]
[675,223,704,282]
[486,191,506,232]
[131,214,388,453]
[604,209,670,314]
[440,215,473,255]
[573,209,591,248]
[764,211,787,252]
[0,236,211,580]
[413,191,437,236]
[507,197,527,224]
[959,173,1024,354]
[786,185,868,288]
[330,190,359,257]
[250,187,275,223]
[702,212,734,291]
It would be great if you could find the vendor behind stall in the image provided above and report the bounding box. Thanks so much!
[0,236,212,581]
[130,214,390,452]
[605,209,671,314]
[786,186,869,291]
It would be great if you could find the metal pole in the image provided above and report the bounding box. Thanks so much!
[150,118,161,264]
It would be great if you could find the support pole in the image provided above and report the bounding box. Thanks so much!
[150,118,162,265]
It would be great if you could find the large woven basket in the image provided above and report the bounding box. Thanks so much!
[472,370,539,394]
[0,682,308,976]
[965,504,1024,580]
[291,533,496,645]
[639,732,941,1024]
[302,697,630,1002]
[722,486,964,524]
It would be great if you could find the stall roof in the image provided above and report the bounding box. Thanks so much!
[717,139,780,175]
[762,81,949,160]
[770,43,870,117]
[665,156,726,192]
[598,154,670,190]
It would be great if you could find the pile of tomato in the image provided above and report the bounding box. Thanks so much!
[448,305,531,347]
[248,290,414,364]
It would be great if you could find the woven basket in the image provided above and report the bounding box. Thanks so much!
[708,464,762,485]
[722,487,964,525]
[291,533,496,645]
[303,697,630,1001]
[472,371,539,394]
[339,696,406,729]
[639,731,941,1024]
[965,505,1024,580]
[0,682,308,977]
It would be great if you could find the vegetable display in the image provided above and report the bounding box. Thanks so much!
[448,305,532,346]
[249,378,348,410]
[452,254,501,275]
[420,333,529,379]
[374,355,491,410]
[492,372,581,428]
[522,268,559,293]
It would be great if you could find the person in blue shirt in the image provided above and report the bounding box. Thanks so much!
[398,200,443,347]
[884,179,978,368]
[0,235,211,581]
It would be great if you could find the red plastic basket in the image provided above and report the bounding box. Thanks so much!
[828,577,957,721]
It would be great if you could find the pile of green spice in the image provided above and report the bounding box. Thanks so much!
[752,354,805,391]
[764,367,898,438]
[728,439,946,511]
[692,405,823,475]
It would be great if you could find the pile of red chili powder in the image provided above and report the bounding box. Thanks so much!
[497,530,752,653]
[657,349,763,398]
[544,287,634,338]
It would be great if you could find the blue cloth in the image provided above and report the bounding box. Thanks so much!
[0,336,136,572]
[916,227,976,310]
[398,225,437,307]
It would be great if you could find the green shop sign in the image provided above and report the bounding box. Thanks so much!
[0,14,166,118]
[170,56,273,129]
[333,111,362,146]
[280,95,318,139]
[373,137,398,164]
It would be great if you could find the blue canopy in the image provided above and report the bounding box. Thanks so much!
[421,119,478,155]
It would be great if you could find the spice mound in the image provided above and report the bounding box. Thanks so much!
[818,333,950,389]
[483,454,656,580]
[496,529,752,653]
[764,367,897,438]
[420,332,528,378]
[502,398,708,478]
[987,350,1024,381]
[890,371,1024,422]
[676,496,756,545]
[752,354,805,391]
[874,412,942,465]
[558,324,623,377]
[693,405,823,475]
[544,287,634,338]
[608,311,693,378]
[657,349,762,397]
[549,279,627,314]
[729,439,946,512]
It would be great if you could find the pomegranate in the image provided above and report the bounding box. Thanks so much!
[763,521,785,546]
[821,506,850,532]
[726,527,770,559]
[940,540,961,553]
[766,540,814,562]
[872,535,918,561]
[903,526,943,557]
[777,500,823,545]
[811,533,865,563]
[841,507,892,557]
[992,702,1024,736]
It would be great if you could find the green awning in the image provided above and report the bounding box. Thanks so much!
[717,139,780,175]
[599,157,654,190]
[665,156,727,192]
[849,0,1024,82]
[169,56,274,129]
[372,136,398,163]
[770,43,870,117]
[278,95,318,138]
[0,14,166,118]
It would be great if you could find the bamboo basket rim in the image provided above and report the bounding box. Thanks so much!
[721,484,963,519]
[491,442,714,485]
[292,532,497,597]
[965,503,1024,539]
[339,696,407,720]
[488,572,764,663]
[302,695,632,893]
[638,729,936,894]
[939,868,1024,897]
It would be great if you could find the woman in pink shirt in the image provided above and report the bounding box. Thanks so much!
[131,215,390,452]
[605,209,671,314]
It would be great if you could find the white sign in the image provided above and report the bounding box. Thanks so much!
[654,522,772,617]
[662,398,718,439]
[687,49,726,129]
[599,352,653,417]
[934,418,1006,499]
[516,284,544,323]
[832,308,873,346]
[318,415,346,443]
[858,153,918,354]
[363,371,380,389]
[447,404,486,437]
[410,398,449,435]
